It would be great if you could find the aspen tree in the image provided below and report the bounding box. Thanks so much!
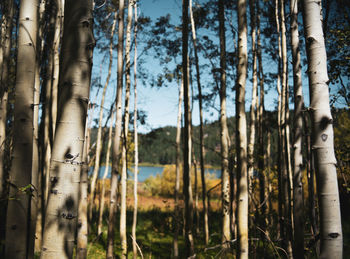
[97,110,114,235]
[89,10,117,226]
[236,0,248,258]
[40,0,95,257]
[106,0,125,256]
[302,0,343,257]
[182,0,194,256]
[132,3,139,258]
[0,1,14,252]
[5,0,38,257]
[189,0,209,244]
[173,76,183,258]
[247,0,258,192]
[120,1,134,257]
[280,0,293,256]
[290,0,304,257]
[218,0,231,247]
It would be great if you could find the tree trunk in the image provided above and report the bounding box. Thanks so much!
[218,0,231,247]
[182,0,194,256]
[120,2,133,258]
[97,111,114,236]
[76,102,91,259]
[189,0,209,244]
[5,0,38,257]
[302,0,343,257]
[247,0,258,193]
[173,76,183,258]
[132,4,138,258]
[0,0,14,253]
[89,10,117,227]
[290,0,304,257]
[236,0,248,258]
[40,0,95,258]
[106,0,124,257]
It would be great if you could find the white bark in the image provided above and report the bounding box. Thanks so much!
[5,0,38,257]
[302,0,343,257]
[40,0,95,257]
[236,0,248,258]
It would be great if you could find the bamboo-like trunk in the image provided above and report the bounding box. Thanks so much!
[5,0,38,257]
[97,111,114,235]
[302,0,343,257]
[106,0,124,257]
[182,0,194,256]
[290,0,304,257]
[40,0,95,257]
[189,0,209,244]
[89,10,117,227]
[0,1,14,251]
[218,0,231,247]
[173,77,183,258]
[236,0,248,258]
[132,4,138,258]
[120,2,133,258]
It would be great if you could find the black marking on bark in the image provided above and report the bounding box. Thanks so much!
[11,225,16,230]
[51,189,58,194]
[321,134,328,142]
[329,233,340,238]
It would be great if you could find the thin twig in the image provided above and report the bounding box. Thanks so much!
[130,234,144,259]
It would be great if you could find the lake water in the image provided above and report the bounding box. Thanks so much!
[91,166,221,182]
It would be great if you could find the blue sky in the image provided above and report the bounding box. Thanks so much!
[89,0,320,133]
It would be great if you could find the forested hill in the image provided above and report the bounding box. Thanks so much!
[90,108,349,168]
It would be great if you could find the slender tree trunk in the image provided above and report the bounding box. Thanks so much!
[97,111,114,235]
[120,2,133,258]
[106,0,124,257]
[0,1,14,253]
[173,77,183,258]
[132,4,139,258]
[280,0,293,255]
[76,102,91,259]
[189,0,209,244]
[5,0,38,257]
[236,0,248,258]
[218,0,231,247]
[89,10,117,227]
[182,0,194,256]
[256,0,267,228]
[290,0,304,257]
[302,0,343,257]
[40,0,95,258]
[248,0,258,192]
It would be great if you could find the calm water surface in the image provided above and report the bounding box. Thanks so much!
[91,166,221,182]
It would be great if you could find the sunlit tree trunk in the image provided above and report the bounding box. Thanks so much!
[302,0,343,257]
[5,0,38,257]
[236,0,248,258]
[40,0,95,258]
[218,0,231,247]
[132,5,139,258]
[173,76,183,258]
[182,0,194,256]
[290,0,304,257]
[189,0,209,244]
[106,0,124,257]
[97,111,114,236]
[89,10,117,227]
[119,1,133,258]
